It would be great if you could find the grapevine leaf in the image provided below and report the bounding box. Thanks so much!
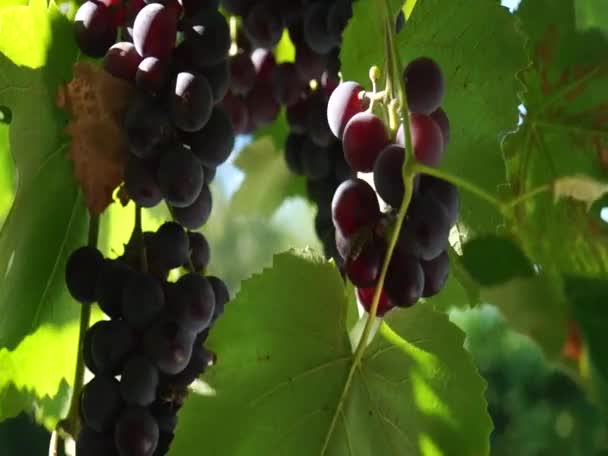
[504,0,608,276]
[231,137,305,217]
[461,236,535,287]
[341,0,526,234]
[0,0,87,424]
[0,123,14,221]
[172,250,491,456]
[574,0,608,35]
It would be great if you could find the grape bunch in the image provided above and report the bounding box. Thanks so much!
[66,223,229,456]
[328,57,459,316]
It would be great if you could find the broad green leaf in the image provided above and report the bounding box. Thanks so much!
[172,250,491,456]
[341,0,526,234]
[461,236,535,287]
[0,123,14,222]
[575,0,608,35]
[0,0,86,424]
[231,137,305,217]
[504,0,608,276]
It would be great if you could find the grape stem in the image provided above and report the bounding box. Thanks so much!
[320,1,417,452]
[58,214,100,442]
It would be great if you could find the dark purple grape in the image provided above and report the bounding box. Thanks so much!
[396,114,444,167]
[198,58,230,103]
[229,53,256,95]
[105,42,142,81]
[170,273,215,332]
[120,355,159,406]
[126,95,175,159]
[294,44,326,83]
[77,427,118,456]
[250,48,276,83]
[286,98,310,134]
[203,165,217,185]
[170,184,213,230]
[136,57,168,92]
[115,407,159,456]
[185,107,235,167]
[272,63,305,106]
[183,9,230,66]
[284,133,305,175]
[187,232,210,272]
[124,157,163,208]
[151,222,189,270]
[418,175,459,224]
[81,376,122,432]
[75,1,117,58]
[133,3,177,60]
[143,319,195,374]
[326,0,352,40]
[307,94,334,147]
[421,250,449,297]
[169,344,213,387]
[221,93,249,134]
[385,249,424,307]
[122,273,165,329]
[332,178,380,237]
[90,320,136,375]
[301,138,331,180]
[327,81,366,139]
[246,83,280,127]
[303,2,338,54]
[243,1,283,49]
[150,400,178,433]
[83,324,100,374]
[357,286,393,316]
[373,144,406,208]
[398,194,451,260]
[168,72,213,132]
[430,107,450,146]
[403,57,445,114]
[342,112,390,172]
[157,144,204,208]
[96,260,133,318]
[208,275,229,320]
[65,246,103,303]
[345,240,383,287]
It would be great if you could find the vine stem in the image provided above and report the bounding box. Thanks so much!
[58,214,99,445]
[502,183,552,210]
[320,2,417,452]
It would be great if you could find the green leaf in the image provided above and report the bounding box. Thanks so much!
[172,250,491,456]
[504,0,608,276]
[574,0,608,35]
[231,137,305,217]
[461,236,535,287]
[565,277,608,380]
[0,123,14,222]
[341,0,527,234]
[0,0,86,423]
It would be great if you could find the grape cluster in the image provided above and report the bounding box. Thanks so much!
[328,57,459,316]
[66,223,228,456]
[218,1,354,261]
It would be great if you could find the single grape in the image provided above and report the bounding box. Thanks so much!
[403,56,445,114]
[65,246,104,303]
[80,376,122,432]
[90,320,136,375]
[187,232,210,272]
[418,175,460,224]
[133,4,177,60]
[272,63,305,106]
[287,98,310,135]
[143,318,195,375]
[168,72,213,132]
[136,56,167,93]
[326,81,366,139]
[373,144,406,208]
[169,273,216,332]
[243,2,283,49]
[332,178,381,237]
[430,107,450,146]
[124,157,163,208]
[397,114,444,167]
[250,48,276,83]
[356,286,394,316]
[307,94,334,147]
[185,107,235,168]
[208,275,229,320]
[246,83,280,127]
[120,355,159,407]
[385,249,424,307]
[96,259,133,318]
[151,222,189,270]
[115,407,159,456]
[301,138,331,180]
[122,272,165,330]
[75,1,117,58]
[303,2,338,54]
[326,0,352,40]
[284,133,305,175]
[229,53,256,95]
[345,240,383,287]
[198,58,230,103]
[169,344,213,387]
[125,94,175,159]
[342,112,390,172]
[221,93,249,134]
[83,324,100,375]
[77,427,118,456]
[183,9,230,66]
[170,184,213,230]
[294,44,326,83]
[307,177,336,208]
[421,250,449,298]
[398,193,451,260]
[105,42,143,81]
[157,144,204,208]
